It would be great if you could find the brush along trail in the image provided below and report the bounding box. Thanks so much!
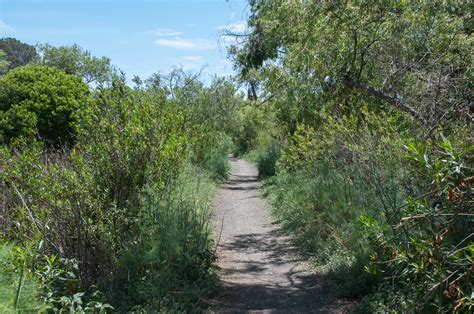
[212,157,352,313]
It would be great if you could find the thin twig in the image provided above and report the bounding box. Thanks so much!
[214,214,225,255]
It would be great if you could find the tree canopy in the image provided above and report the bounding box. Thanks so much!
[0,38,38,74]
[232,1,472,134]
[0,65,89,146]
[38,44,113,84]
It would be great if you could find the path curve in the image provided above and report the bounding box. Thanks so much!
[212,157,351,313]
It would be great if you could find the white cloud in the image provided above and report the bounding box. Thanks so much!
[181,55,203,62]
[149,28,183,37]
[218,34,246,49]
[0,20,15,34]
[217,21,248,33]
[154,38,215,50]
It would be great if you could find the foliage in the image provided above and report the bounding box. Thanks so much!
[0,65,89,146]
[36,254,112,313]
[232,1,471,133]
[0,244,43,313]
[112,165,218,311]
[38,44,113,84]
[232,0,473,311]
[253,145,279,178]
[0,63,243,310]
[200,133,233,181]
[0,50,10,73]
[0,38,37,75]
[361,140,473,312]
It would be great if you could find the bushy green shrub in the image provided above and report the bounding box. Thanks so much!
[262,109,472,311]
[0,65,89,146]
[0,72,230,311]
[360,140,473,312]
[262,111,411,298]
[255,145,280,178]
[201,133,233,181]
[0,78,185,307]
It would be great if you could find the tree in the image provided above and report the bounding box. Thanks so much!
[0,50,10,73]
[232,1,472,134]
[38,44,113,84]
[0,65,89,146]
[0,38,37,74]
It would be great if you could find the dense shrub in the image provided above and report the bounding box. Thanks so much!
[0,65,89,146]
[360,141,473,312]
[0,63,252,312]
[0,68,244,311]
[201,134,233,181]
[254,145,279,178]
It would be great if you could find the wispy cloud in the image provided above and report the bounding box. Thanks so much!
[217,21,248,33]
[149,28,183,37]
[218,33,247,49]
[149,27,216,50]
[154,38,215,50]
[0,20,15,34]
[181,55,203,62]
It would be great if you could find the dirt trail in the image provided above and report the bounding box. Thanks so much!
[212,157,351,313]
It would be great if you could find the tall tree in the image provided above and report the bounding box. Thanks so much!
[232,1,472,134]
[0,38,37,74]
[38,44,113,84]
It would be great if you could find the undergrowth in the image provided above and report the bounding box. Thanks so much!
[112,164,218,312]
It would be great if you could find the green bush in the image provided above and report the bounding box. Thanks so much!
[360,140,473,312]
[0,65,89,146]
[262,111,473,311]
[262,111,410,298]
[201,133,233,181]
[255,145,280,178]
[0,73,225,311]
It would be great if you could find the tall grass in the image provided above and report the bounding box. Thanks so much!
[264,163,391,297]
[200,134,232,181]
[258,113,410,298]
[112,164,218,311]
[0,244,43,313]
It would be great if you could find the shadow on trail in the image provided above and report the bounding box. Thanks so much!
[215,228,353,313]
[223,174,260,191]
[215,229,337,313]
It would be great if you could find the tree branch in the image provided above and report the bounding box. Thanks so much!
[344,78,427,124]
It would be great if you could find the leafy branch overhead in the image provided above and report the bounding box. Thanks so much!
[231,1,471,131]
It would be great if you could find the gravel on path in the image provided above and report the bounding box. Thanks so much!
[212,157,352,313]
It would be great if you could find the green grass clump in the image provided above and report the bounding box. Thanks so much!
[264,168,377,299]
[111,164,218,312]
[202,146,231,181]
[0,244,43,313]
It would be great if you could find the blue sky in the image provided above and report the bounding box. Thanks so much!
[0,0,250,82]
